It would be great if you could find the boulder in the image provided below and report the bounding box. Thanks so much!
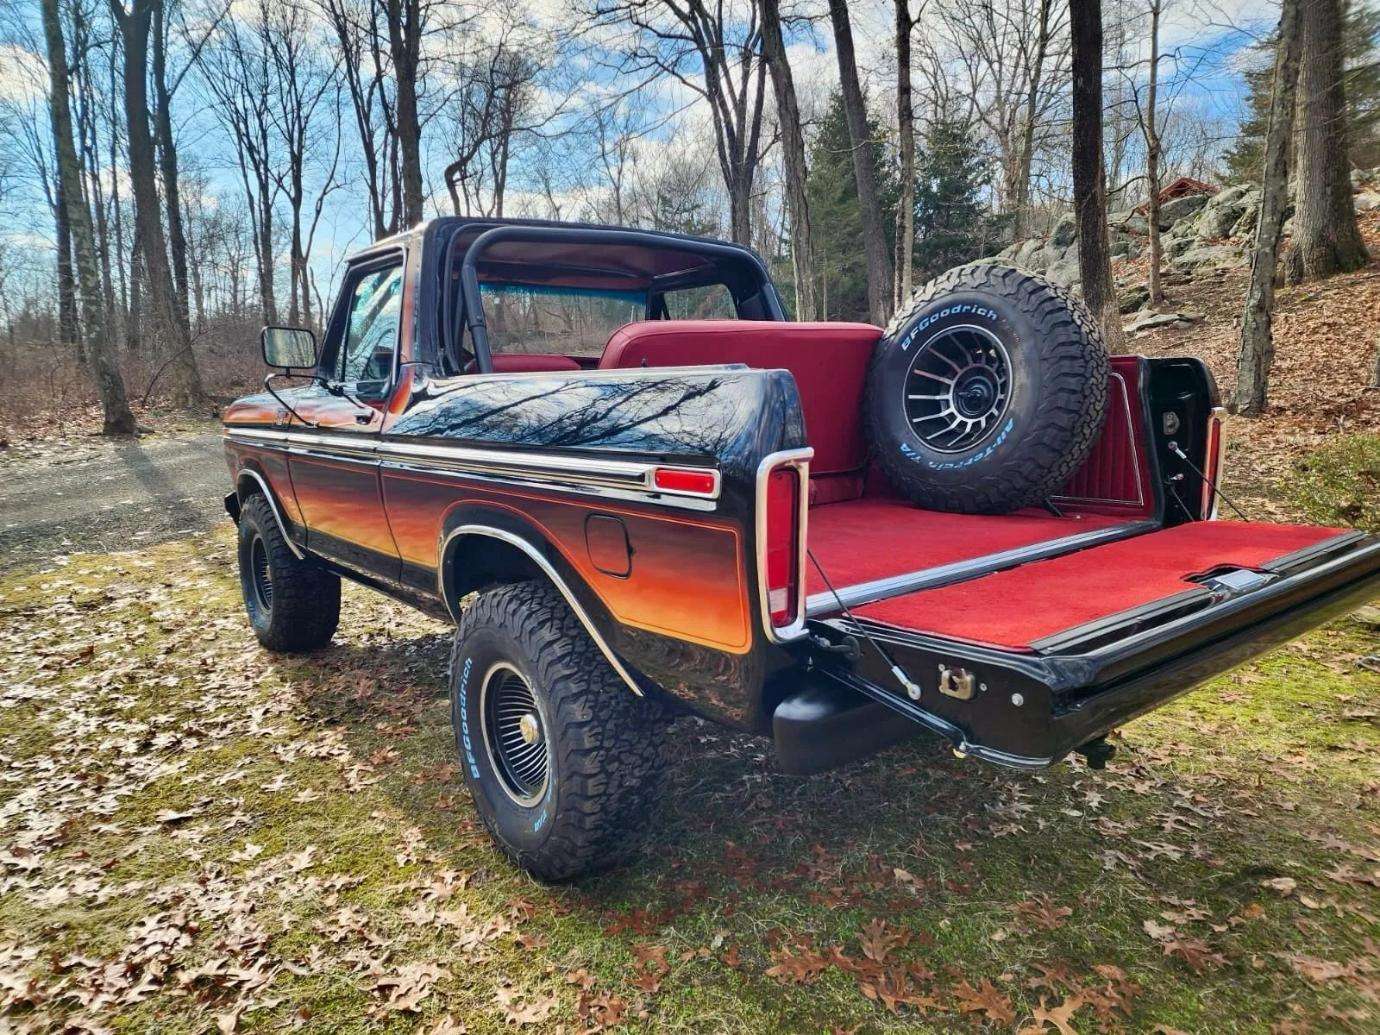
[1046,258,1080,289]
[1110,209,1149,235]
[1124,311,1202,334]
[1159,193,1209,227]
[1118,284,1150,313]
[1049,212,1079,249]
[1171,243,1244,270]
[1355,191,1380,213]
[1196,185,1257,239]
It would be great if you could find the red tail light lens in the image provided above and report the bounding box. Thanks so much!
[1202,410,1226,518]
[765,466,801,626]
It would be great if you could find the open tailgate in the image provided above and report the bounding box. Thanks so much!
[809,521,1380,769]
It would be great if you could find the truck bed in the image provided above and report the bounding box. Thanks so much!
[805,498,1140,615]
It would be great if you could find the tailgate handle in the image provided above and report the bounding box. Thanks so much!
[1194,567,1276,599]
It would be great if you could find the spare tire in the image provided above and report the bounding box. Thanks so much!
[865,263,1109,514]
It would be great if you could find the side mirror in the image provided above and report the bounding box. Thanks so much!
[260,326,318,370]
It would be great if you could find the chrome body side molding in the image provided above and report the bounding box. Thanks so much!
[437,524,644,697]
[224,427,721,511]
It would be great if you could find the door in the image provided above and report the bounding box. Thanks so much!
[289,255,407,580]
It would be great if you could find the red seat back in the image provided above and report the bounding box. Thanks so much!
[599,321,881,499]
[488,353,582,373]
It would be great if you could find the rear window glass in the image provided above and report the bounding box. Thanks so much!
[663,283,736,319]
[480,283,647,358]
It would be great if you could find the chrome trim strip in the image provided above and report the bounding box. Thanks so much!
[804,520,1155,617]
[1052,372,1146,508]
[236,469,305,560]
[436,524,643,697]
[224,427,722,504]
[755,447,813,644]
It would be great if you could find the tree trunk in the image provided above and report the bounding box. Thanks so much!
[53,176,79,351]
[1235,0,1303,416]
[1069,0,1125,349]
[110,0,209,409]
[760,0,817,320]
[1285,0,1368,282]
[1144,0,1163,306]
[894,0,915,303]
[827,0,894,326]
[1013,0,1054,242]
[43,0,137,434]
[387,0,424,228]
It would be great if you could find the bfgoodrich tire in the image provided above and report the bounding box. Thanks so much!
[866,263,1109,514]
[449,581,665,882]
[236,493,340,652]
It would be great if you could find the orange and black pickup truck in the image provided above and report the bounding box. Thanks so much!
[223,218,1380,880]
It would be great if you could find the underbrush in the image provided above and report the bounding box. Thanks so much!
[1293,433,1380,532]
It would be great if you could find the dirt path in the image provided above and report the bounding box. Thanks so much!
[0,429,227,571]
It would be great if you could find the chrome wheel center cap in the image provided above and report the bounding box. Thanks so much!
[517,713,540,745]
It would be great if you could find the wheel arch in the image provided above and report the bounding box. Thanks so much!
[437,508,645,697]
[235,468,305,560]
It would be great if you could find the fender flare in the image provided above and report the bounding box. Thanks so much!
[437,515,644,697]
[236,469,305,560]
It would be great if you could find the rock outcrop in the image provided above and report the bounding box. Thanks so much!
[984,168,1380,298]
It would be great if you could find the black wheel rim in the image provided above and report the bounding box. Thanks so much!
[250,535,273,610]
[904,324,1012,453]
[480,663,549,806]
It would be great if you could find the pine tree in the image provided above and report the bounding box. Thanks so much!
[912,116,1004,281]
[806,92,897,322]
[1224,0,1380,180]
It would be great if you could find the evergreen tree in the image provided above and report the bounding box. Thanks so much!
[912,115,1004,280]
[806,92,897,322]
[1224,0,1380,180]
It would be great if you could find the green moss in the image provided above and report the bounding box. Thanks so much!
[1291,433,1380,532]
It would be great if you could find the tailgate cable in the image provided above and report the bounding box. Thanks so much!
[807,548,924,700]
[1167,442,1248,521]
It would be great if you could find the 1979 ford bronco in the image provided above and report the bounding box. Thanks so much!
[223,218,1380,880]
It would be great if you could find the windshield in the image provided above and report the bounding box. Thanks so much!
[480,283,648,358]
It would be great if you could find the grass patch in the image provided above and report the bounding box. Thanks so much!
[1292,433,1380,532]
[1,518,1378,1033]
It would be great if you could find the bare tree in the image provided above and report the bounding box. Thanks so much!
[43,0,137,433]
[384,0,424,226]
[827,0,893,326]
[585,0,769,246]
[1235,0,1302,417]
[760,0,815,318]
[263,0,343,326]
[936,0,1068,239]
[1069,0,1124,349]
[1141,0,1164,304]
[319,0,399,238]
[110,0,209,407]
[1286,0,1368,282]
[894,0,919,302]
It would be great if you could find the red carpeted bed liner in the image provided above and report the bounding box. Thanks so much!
[806,498,1126,595]
[852,520,1348,651]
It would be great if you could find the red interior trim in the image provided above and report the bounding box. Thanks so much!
[853,520,1347,650]
[600,320,881,480]
[806,498,1125,596]
[1055,356,1155,520]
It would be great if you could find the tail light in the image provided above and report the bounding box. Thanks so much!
[765,467,800,625]
[757,450,810,639]
[1201,407,1226,519]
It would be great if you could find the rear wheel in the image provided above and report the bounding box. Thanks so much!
[236,493,340,652]
[449,581,665,882]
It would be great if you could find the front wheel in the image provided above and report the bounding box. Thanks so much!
[236,493,340,652]
[449,581,665,881]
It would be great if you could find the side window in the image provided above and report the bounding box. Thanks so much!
[334,262,404,391]
[662,283,736,320]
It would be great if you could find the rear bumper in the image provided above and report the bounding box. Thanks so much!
[810,534,1380,770]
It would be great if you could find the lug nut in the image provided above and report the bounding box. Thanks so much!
[1010,692,1025,707]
